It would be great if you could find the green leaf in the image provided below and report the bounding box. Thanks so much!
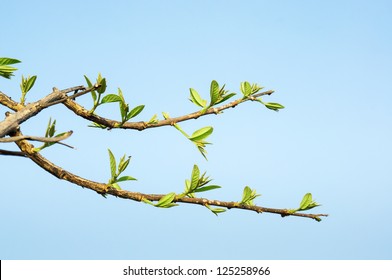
[205,204,226,216]
[101,94,122,104]
[0,58,21,79]
[188,126,213,142]
[197,144,208,160]
[241,186,252,202]
[118,155,131,174]
[147,114,158,124]
[190,165,200,192]
[193,185,221,193]
[240,81,252,97]
[117,88,129,122]
[116,175,137,182]
[211,208,226,215]
[297,193,320,211]
[215,92,236,105]
[184,179,191,193]
[25,76,37,93]
[110,183,122,190]
[84,75,96,102]
[47,119,56,137]
[97,77,107,94]
[108,149,117,179]
[264,102,285,111]
[0,57,21,65]
[142,198,155,206]
[88,122,107,129]
[209,80,220,106]
[240,186,260,206]
[155,192,177,207]
[299,193,312,210]
[127,105,145,120]
[189,88,206,108]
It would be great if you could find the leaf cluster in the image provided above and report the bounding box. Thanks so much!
[189,80,235,112]
[107,149,136,190]
[0,57,20,79]
[84,73,107,113]
[32,118,68,152]
[240,186,261,206]
[182,164,221,198]
[287,193,321,220]
[20,75,37,105]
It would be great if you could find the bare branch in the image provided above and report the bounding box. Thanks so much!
[12,129,327,221]
[0,149,26,157]
[0,130,74,148]
[0,130,73,143]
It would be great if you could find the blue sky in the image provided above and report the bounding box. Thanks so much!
[1,0,391,259]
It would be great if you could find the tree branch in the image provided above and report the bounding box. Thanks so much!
[0,149,26,157]
[0,85,97,138]
[13,129,327,221]
[62,90,275,131]
[0,130,73,144]
[0,91,24,111]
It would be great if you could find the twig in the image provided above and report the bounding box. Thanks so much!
[0,149,26,157]
[0,131,73,148]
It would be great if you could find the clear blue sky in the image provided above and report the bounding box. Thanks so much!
[1,0,391,259]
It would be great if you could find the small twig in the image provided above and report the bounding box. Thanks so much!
[0,149,26,157]
[0,131,74,148]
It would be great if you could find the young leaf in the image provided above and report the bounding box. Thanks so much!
[240,186,260,206]
[88,122,107,129]
[0,57,21,79]
[0,57,21,65]
[197,144,209,160]
[205,204,226,216]
[84,75,96,102]
[184,179,191,192]
[264,102,285,111]
[110,182,122,190]
[108,149,117,179]
[101,94,122,104]
[117,88,129,122]
[127,105,145,120]
[97,77,107,94]
[21,75,37,94]
[47,119,56,137]
[155,192,177,207]
[193,185,221,193]
[116,175,137,182]
[190,164,200,192]
[189,88,206,108]
[188,126,213,142]
[240,81,252,97]
[118,155,131,174]
[214,92,236,105]
[298,193,320,211]
[147,114,158,124]
[142,198,155,206]
[209,80,220,106]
